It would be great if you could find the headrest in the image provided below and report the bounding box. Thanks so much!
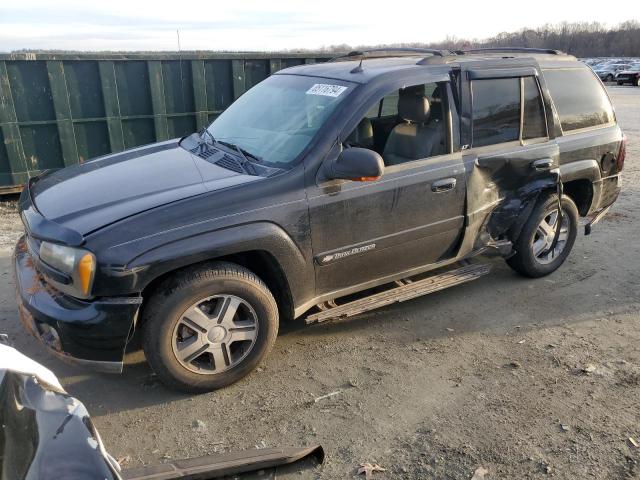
[346,117,374,148]
[398,85,430,124]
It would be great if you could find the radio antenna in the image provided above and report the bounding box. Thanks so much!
[177,29,186,117]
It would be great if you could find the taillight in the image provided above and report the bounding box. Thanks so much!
[616,134,627,172]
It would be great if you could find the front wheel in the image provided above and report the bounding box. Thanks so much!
[605,74,614,82]
[142,262,279,393]
[507,194,578,278]
[617,80,624,86]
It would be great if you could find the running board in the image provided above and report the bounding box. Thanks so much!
[306,263,491,324]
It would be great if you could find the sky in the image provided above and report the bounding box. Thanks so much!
[0,0,637,52]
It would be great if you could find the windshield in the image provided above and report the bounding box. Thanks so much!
[206,75,354,166]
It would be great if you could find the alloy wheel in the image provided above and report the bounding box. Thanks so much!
[171,295,259,374]
[531,208,570,265]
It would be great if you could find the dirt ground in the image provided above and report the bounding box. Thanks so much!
[0,86,639,480]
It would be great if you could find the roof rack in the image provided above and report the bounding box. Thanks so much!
[454,47,564,55]
[328,48,448,63]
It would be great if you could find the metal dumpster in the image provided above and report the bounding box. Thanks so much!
[0,52,330,194]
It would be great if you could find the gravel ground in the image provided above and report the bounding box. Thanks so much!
[0,86,638,479]
[0,195,21,247]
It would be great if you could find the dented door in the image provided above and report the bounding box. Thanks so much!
[458,60,561,252]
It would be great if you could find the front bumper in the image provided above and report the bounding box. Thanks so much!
[14,236,142,373]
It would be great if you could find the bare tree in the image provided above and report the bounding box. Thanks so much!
[316,20,640,57]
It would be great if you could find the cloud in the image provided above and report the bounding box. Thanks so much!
[0,0,637,51]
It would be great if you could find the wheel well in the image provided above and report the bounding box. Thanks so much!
[138,250,295,327]
[563,179,593,216]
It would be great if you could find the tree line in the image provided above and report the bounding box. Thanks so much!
[10,20,640,58]
[318,20,640,58]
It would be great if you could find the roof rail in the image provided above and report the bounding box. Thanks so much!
[328,48,448,63]
[454,47,564,55]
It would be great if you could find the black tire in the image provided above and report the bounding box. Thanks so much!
[605,74,613,82]
[142,261,278,393]
[507,194,578,278]
[617,80,624,86]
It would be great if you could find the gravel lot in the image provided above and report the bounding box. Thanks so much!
[1,86,638,479]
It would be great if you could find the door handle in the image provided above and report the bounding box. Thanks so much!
[431,178,457,193]
[531,158,554,171]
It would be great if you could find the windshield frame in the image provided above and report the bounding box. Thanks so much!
[205,74,357,169]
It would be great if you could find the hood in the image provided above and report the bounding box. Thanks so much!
[31,140,261,235]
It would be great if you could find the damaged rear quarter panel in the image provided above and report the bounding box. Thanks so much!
[462,141,560,251]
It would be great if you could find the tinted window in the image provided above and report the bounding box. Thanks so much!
[378,84,442,118]
[364,101,380,118]
[380,90,400,116]
[522,77,547,140]
[543,68,614,132]
[472,78,520,147]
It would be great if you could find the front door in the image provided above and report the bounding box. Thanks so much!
[307,80,466,297]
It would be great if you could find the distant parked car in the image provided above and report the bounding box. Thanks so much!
[616,65,640,86]
[594,63,631,82]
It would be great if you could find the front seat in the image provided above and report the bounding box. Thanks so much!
[345,117,374,149]
[382,85,444,166]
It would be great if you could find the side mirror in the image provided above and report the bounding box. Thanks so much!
[328,148,385,182]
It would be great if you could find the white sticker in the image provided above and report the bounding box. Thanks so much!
[306,83,347,97]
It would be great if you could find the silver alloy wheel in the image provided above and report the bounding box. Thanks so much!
[171,295,259,374]
[531,208,570,265]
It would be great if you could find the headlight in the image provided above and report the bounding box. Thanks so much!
[39,241,96,297]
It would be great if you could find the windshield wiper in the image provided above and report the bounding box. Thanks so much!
[217,140,263,174]
[217,141,263,164]
[200,128,217,147]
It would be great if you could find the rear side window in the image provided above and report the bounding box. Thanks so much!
[471,78,520,147]
[522,77,547,140]
[543,68,614,132]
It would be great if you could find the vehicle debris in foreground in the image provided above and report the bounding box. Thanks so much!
[0,338,324,479]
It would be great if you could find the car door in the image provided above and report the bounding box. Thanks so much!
[307,80,466,297]
[457,60,561,247]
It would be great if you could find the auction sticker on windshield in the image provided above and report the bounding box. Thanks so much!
[306,84,348,97]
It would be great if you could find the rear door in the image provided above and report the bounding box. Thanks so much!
[458,60,560,244]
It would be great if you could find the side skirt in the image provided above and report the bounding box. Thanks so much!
[305,262,491,324]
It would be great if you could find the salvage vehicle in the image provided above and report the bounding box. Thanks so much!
[14,48,625,392]
[593,62,631,82]
[616,64,640,86]
[0,335,323,478]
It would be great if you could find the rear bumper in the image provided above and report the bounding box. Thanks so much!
[13,236,141,373]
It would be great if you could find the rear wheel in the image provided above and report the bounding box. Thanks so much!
[507,194,578,278]
[617,80,624,86]
[142,262,279,393]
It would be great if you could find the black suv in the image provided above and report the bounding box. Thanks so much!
[14,48,625,392]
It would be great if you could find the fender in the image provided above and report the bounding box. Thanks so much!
[482,175,559,246]
[559,159,601,183]
[98,222,314,309]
